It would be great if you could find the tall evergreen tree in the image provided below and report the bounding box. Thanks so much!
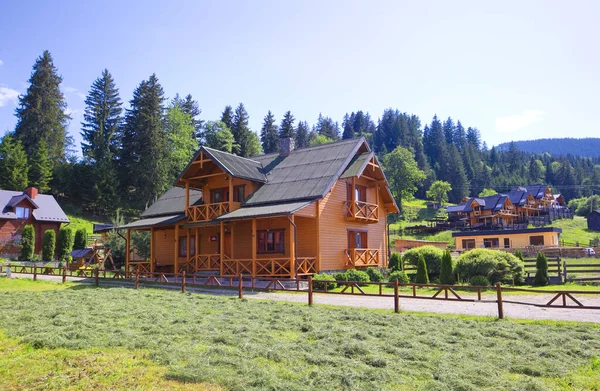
[14,50,71,165]
[446,144,470,203]
[279,111,296,138]
[260,111,279,153]
[295,121,309,148]
[29,140,53,192]
[119,74,169,209]
[314,113,340,141]
[443,117,455,146]
[0,135,28,190]
[232,103,253,156]
[342,113,354,139]
[221,105,234,129]
[203,121,238,153]
[172,93,203,139]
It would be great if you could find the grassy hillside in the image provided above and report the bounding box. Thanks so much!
[391,199,455,245]
[553,216,599,246]
[65,215,100,235]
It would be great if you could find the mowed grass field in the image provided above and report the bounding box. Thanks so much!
[1,278,600,391]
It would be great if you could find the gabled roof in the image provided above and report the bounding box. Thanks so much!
[446,205,467,213]
[459,194,509,213]
[513,184,549,199]
[340,152,373,179]
[120,214,187,230]
[506,190,529,206]
[0,190,68,222]
[215,201,313,221]
[141,187,202,218]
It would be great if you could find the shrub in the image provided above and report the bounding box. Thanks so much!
[415,254,429,284]
[456,249,525,285]
[532,252,549,286]
[366,268,385,282]
[514,248,524,262]
[42,230,56,262]
[333,272,348,281]
[439,250,455,285]
[74,228,88,249]
[56,228,74,261]
[402,246,444,279]
[469,275,491,287]
[388,270,410,283]
[345,269,370,282]
[312,273,337,290]
[19,225,35,261]
[388,252,402,271]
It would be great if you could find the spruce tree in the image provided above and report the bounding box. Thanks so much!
[260,111,279,153]
[14,50,70,165]
[439,250,455,285]
[295,121,309,148]
[29,140,53,192]
[221,105,234,129]
[532,252,549,286]
[279,111,296,138]
[0,134,28,190]
[19,225,35,261]
[119,74,169,210]
[415,254,430,284]
[42,229,56,262]
[74,228,88,249]
[342,113,354,139]
[445,144,470,203]
[172,93,203,138]
[231,103,253,157]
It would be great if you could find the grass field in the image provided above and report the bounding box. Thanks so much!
[66,214,100,235]
[1,278,599,390]
[553,217,599,246]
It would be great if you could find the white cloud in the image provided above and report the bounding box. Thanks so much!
[0,86,20,107]
[0,59,4,66]
[64,86,86,99]
[496,110,544,133]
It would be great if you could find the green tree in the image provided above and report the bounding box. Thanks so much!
[388,252,402,272]
[232,103,254,157]
[439,250,455,285]
[74,228,88,249]
[14,50,70,165]
[342,113,355,139]
[295,121,309,148]
[166,103,197,178]
[203,121,238,153]
[0,134,28,190]
[29,140,53,192]
[478,188,497,197]
[279,111,296,138]
[42,229,56,262]
[445,144,470,203]
[56,227,74,262]
[382,146,426,210]
[245,131,263,157]
[426,180,452,206]
[220,105,234,129]
[532,252,549,286]
[309,134,334,146]
[314,113,339,140]
[171,93,202,138]
[19,225,35,261]
[260,111,279,153]
[415,254,430,284]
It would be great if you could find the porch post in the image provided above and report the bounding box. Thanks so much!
[125,229,131,273]
[186,227,191,272]
[230,222,234,260]
[351,177,356,216]
[220,221,224,275]
[289,214,295,278]
[150,227,155,273]
[252,219,257,276]
[228,176,233,210]
[195,227,200,270]
[185,180,190,217]
[174,224,180,273]
[316,200,321,272]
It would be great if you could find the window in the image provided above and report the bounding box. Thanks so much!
[15,207,30,219]
[483,238,499,248]
[504,238,511,249]
[178,236,196,257]
[530,236,544,246]
[348,230,368,249]
[462,239,476,249]
[210,188,229,203]
[234,185,245,202]
[257,230,285,253]
[346,183,367,202]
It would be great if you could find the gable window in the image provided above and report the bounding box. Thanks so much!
[348,230,368,249]
[257,229,285,253]
[178,236,196,257]
[210,188,229,203]
[346,183,367,202]
[15,207,30,219]
[233,185,245,202]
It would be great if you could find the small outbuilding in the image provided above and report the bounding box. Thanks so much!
[588,210,600,232]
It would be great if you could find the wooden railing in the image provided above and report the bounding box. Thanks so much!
[186,202,230,222]
[345,248,380,268]
[296,257,318,274]
[178,254,221,273]
[255,258,292,277]
[129,261,152,274]
[222,258,253,276]
[344,200,379,223]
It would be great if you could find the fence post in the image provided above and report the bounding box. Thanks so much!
[95,268,99,287]
[496,283,504,319]
[308,275,313,306]
[33,265,37,281]
[181,270,186,293]
[135,270,140,289]
[238,274,243,299]
[394,279,399,313]
[62,266,67,284]
[563,260,567,282]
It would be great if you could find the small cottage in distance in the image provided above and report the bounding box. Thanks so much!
[588,210,600,232]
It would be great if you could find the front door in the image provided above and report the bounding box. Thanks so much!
[223,232,232,258]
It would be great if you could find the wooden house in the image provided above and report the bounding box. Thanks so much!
[512,185,554,209]
[588,210,600,232]
[446,194,518,229]
[120,137,398,277]
[453,227,562,250]
[0,187,69,254]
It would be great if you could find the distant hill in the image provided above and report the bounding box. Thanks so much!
[496,138,600,157]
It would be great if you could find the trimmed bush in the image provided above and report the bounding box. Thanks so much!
[514,248,524,262]
[456,249,524,285]
[333,272,348,281]
[345,269,370,282]
[532,252,549,286]
[388,252,402,271]
[74,228,88,249]
[402,246,444,279]
[439,250,455,285]
[415,254,429,284]
[469,275,491,287]
[312,273,337,290]
[42,230,56,262]
[366,268,385,282]
[19,224,35,261]
[56,227,74,261]
[388,270,410,283]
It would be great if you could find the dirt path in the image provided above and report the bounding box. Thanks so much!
[5,274,600,323]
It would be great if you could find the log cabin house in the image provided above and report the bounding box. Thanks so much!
[120,137,398,278]
[0,187,69,254]
[453,227,562,250]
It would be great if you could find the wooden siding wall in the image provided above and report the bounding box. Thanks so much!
[295,216,317,258]
[196,171,260,203]
[318,178,387,271]
[153,228,174,265]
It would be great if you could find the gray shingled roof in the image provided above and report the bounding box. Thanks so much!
[216,201,313,221]
[0,190,69,222]
[245,138,365,206]
[141,187,202,218]
[340,152,373,179]
[120,214,187,230]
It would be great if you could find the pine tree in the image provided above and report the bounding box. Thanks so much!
[14,50,70,165]
[342,113,354,139]
[532,252,549,286]
[42,229,56,262]
[295,121,309,148]
[221,105,234,129]
[232,103,253,157]
[29,140,53,192]
[279,111,296,138]
[315,113,340,140]
[172,93,203,138]
[439,250,455,285]
[260,111,279,153]
[443,117,455,146]
[446,144,470,203]
[0,134,28,190]
[415,254,430,284]
[119,74,169,210]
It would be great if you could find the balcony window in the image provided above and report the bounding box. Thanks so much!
[15,207,30,219]
[178,236,196,257]
[210,188,229,203]
[257,229,285,253]
[346,183,366,202]
[234,185,245,202]
[348,230,368,249]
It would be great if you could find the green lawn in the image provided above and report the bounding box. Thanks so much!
[553,217,599,247]
[66,214,100,235]
[1,277,599,390]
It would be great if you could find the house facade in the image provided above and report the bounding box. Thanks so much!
[0,187,70,254]
[453,227,562,250]
[121,137,398,277]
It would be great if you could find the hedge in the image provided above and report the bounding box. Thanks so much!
[402,246,444,278]
[56,227,74,261]
[42,230,56,262]
[74,228,88,249]
[455,249,524,285]
[312,273,337,290]
[19,225,35,261]
[415,254,429,284]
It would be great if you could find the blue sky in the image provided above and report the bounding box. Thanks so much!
[1,0,598,155]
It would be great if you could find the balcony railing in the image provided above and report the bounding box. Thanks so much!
[186,202,230,222]
[220,256,318,277]
[345,248,380,268]
[344,200,379,223]
[178,254,221,273]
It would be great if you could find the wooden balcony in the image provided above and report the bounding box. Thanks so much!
[345,248,380,268]
[344,200,379,223]
[178,254,221,273]
[186,202,236,222]
[220,256,318,277]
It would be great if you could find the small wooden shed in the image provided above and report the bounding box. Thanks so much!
[588,210,600,232]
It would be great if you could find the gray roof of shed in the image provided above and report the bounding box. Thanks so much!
[215,201,313,221]
[0,190,69,222]
[141,187,202,218]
